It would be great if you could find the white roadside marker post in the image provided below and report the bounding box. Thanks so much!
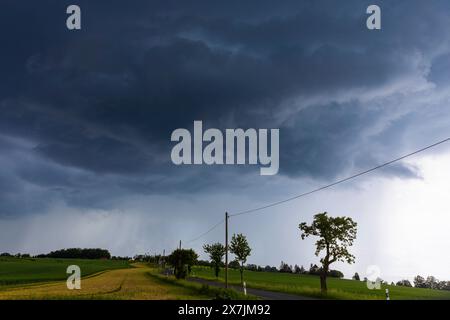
[385,288,390,300]
[243,281,247,296]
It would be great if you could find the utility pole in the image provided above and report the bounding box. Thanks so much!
[225,211,229,289]
[179,240,182,250]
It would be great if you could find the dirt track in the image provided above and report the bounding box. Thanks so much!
[0,265,207,300]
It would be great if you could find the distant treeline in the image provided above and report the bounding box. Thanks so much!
[138,253,345,279]
[35,248,111,259]
[1,250,133,260]
[200,261,345,278]
[395,276,450,291]
[0,252,31,258]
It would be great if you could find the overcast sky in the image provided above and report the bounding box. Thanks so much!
[1,0,450,282]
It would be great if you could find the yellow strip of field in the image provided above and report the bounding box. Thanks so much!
[0,264,208,300]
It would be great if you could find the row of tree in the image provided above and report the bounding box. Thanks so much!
[163,233,252,283]
[279,262,344,278]
[36,248,111,259]
[0,252,31,258]
[349,273,450,291]
[160,212,356,294]
[1,249,112,260]
[413,275,450,290]
[1,251,135,261]
[203,233,252,284]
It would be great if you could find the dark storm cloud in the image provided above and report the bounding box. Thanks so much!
[1,0,450,216]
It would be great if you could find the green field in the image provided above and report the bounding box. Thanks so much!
[0,257,130,286]
[192,266,450,300]
[2,258,449,300]
[0,261,249,300]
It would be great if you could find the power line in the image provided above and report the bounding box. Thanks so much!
[178,137,450,246]
[185,218,225,244]
[229,137,450,217]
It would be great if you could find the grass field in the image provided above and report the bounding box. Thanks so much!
[0,264,215,300]
[192,266,450,300]
[2,258,449,300]
[0,267,225,300]
[0,257,130,286]
[0,259,249,300]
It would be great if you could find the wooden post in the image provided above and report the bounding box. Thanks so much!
[225,211,229,289]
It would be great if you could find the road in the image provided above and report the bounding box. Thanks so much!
[189,277,316,300]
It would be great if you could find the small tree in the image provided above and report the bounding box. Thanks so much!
[439,281,450,291]
[425,276,439,290]
[230,233,251,285]
[414,275,427,288]
[396,279,412,287]
[328,269,344,278]
[167,249,198,279]
[352,272,360,281]
[299,265,306,274]
[279,261,293,273]
[299,212,357,294]
[203,242,226,278]
[309,264,320,275]
[228,260,240,269]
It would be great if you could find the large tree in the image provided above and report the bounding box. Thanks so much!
[299,212,357,294]
[230,233,251,285]
[167,249,198,279]
[203,242,226,278]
